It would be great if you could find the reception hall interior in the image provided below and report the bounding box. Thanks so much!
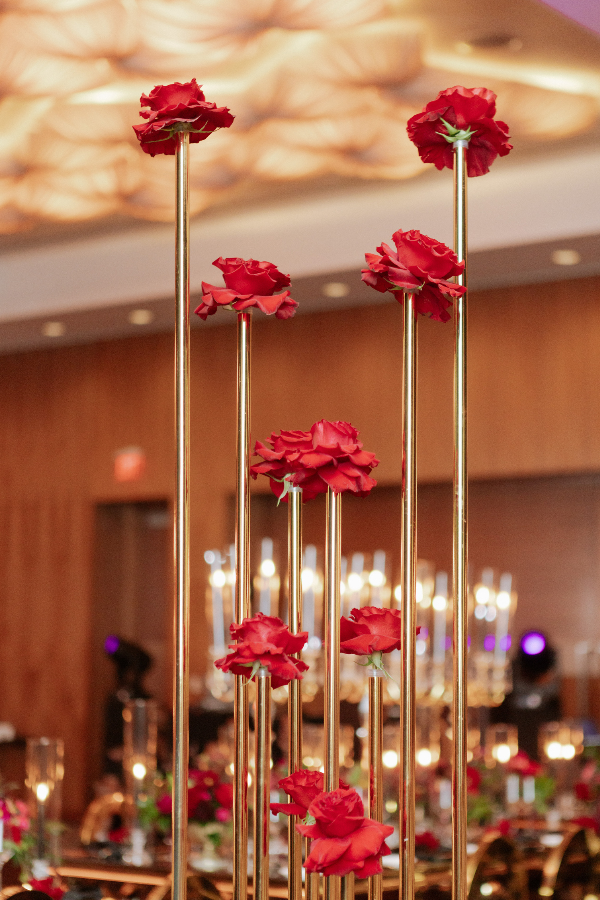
[2,0,600,898]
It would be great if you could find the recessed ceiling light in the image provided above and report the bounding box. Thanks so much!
[42,321,65,337]
[128,308,154,325]
[322,282,350,298]
[465,33,522,50]
[552,249,581,266]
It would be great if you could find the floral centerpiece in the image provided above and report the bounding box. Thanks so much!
[140,769,233,868]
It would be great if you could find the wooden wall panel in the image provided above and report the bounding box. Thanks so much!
[1,274,600,816]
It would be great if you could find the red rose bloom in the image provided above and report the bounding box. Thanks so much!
[29,879,66,900]
[133,79,234,156]
[506,751,542,777]
[415,831,440,851]
[406,85,512,178]
[362,229,465,323]
[214,782,234,809]
[297,788,394,878]
[251,420,379,502]
[214,612,309,688]
[340,607,404,655]
[575,782,592,802]
[467,766,481,795]
[195,257,298,320]
[270,770,349,818]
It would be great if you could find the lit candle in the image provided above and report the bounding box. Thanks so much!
[36,782,49,860]
[208,552,226,652]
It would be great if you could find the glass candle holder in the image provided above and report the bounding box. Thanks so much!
[123,698,158,807]
[485,723,518,767]
[25,737,64,863]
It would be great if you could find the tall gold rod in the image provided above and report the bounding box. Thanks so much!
[288,487,303,900]
[172,130,190,900]
[324,487,341,900]
[400,293,417,900]
[254,669,271,900]
[368,672,383,900]
[234,311,252,900]
[452,139,468,900]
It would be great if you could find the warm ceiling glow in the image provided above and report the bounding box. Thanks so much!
[552,248,581,265]
[42,321,65,337]
[0,1,593,233]
[322,282,350,298]
[128,308,154,325]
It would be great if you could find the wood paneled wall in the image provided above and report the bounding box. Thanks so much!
[2,274,600,817]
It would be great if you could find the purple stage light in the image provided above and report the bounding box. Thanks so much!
[445,636,452,650]
[500,635,512,652]
[420,627,429,639]
[521,631,545,655]
[484,635,495,652]
[105,634,120,654]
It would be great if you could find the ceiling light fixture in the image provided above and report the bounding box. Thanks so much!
[322,282,350,298]
[42,321,65,337]
[551,249,581,266]
[128,309,155,325]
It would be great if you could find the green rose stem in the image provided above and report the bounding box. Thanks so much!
[452,138,469,900]
[287,486,304,900]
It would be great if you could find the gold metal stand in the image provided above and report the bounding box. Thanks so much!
[288,487,303,900]
[305,840,320,900]
[254,669,271,900]
[172,130,190,900]
[452,139,468,900]
[324,487,342,900]
[234,311,252,900]
[341,873,355,900]
[400,293,417,900]
[368,672,383,900]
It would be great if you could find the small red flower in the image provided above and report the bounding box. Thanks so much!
[407,85,512,177]
[575,782,592,802]
[467,766,481,795]
[195,257,298,320]
[297,788,394,878]
[270,770,349,818]
[251,420,379,503]
[29,879,66,900]
[415,830,440,851]
[133,79,234,156]
[506,751,542,777]
[215,612,309,688]
[214,782,234,809]
[362,229,465,323]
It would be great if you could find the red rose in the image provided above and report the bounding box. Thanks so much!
[29,879,66,900]
[467,766,481,795]
[215,612,309,688]
[506,751,542,777]
[297,788,393,878]
[251,420,379,502]
[195,257,298,320]
[189,769,219,788]
[406,85,512,178]
[133,79,234,156]
[362,229,465,323]
[214,782,234,809]
[270,770,349,818]
[156,792,172,816]
[415,830,439,851]
[575,782,592,802]
[340,607,404,655]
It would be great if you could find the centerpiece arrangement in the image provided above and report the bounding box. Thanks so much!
[133,77,513,900]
